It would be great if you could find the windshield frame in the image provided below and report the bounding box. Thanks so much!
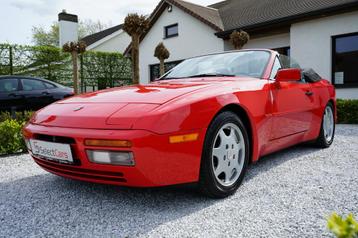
[159,49,273,80]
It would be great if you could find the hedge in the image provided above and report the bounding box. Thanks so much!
[0,43,132,92]
[337,99,358,124]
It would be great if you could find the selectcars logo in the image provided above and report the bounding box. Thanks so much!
[32,141,69,160]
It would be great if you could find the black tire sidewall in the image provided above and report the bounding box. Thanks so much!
[200,111,250,197]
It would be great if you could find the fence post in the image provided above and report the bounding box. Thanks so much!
[80,54,84,93]
[9,45,13,75]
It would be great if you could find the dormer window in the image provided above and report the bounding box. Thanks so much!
[164,24,178,39]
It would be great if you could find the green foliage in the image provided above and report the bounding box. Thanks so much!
[32,24,60,47]
[0,119,26,155]
[0,43,132,91]
[0,111,33,123]
[32,20,110,47]
[328,213,358,238]
[337,99,358,124]
[81,51,131,90]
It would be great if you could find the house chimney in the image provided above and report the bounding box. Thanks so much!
[58,10,78,47]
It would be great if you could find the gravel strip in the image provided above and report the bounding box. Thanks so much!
[0,125,357,238]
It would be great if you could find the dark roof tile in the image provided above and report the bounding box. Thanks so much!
[218,0,358,32]
[81,24,123,46]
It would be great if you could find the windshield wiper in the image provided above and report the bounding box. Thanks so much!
[186,73,235,78]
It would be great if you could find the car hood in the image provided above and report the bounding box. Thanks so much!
[30,81,216,129]
[60,83,212,104]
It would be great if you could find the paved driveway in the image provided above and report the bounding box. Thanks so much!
[1,125,357,238]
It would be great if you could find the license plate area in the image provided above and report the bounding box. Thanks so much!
[29,139,74,164]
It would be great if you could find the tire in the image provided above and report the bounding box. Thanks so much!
[314,102,335,148]
[199,111,250,198]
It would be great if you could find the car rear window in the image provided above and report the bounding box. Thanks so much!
[0,78,19,92]
[21,79,46,91]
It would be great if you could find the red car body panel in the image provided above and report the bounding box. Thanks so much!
[23,50,336,187]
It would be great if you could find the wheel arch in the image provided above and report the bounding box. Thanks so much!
[213,103,258,163]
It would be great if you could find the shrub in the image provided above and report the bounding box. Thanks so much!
[0,119,26,155]
[0,111,33,123]
[328,213,358,238]
[337,99,358,124]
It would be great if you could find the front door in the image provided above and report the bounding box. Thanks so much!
[269,56,314,140]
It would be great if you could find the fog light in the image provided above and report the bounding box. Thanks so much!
[86,150,135,166]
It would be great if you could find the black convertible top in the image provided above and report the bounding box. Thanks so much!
[302,68,322,83]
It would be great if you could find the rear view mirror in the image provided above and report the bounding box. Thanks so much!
[275,68,301,82]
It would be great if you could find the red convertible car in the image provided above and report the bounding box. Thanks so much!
[23,49,336,198]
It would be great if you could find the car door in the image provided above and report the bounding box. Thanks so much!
[19,78,52,111]
[0,77,24,112]
[270,56,315,139]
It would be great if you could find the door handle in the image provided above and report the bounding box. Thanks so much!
[8,93,18,97]
[42,91,50,95]
[305,91,314,96]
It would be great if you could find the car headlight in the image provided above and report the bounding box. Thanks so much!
[86,150,135,166]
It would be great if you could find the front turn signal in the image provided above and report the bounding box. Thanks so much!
[84,139,132,148]
[169,133,199,144]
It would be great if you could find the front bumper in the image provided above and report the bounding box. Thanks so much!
[24,123,206,187]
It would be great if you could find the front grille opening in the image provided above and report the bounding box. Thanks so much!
[34,134,76,144]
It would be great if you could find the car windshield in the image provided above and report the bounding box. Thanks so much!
[161,50,271,80]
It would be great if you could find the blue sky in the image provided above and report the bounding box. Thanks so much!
[0,0,219,45]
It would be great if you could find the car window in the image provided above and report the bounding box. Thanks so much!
[21,79,46,91]
[162,51,271,79]
[279,55,301,69]
[270,57,282,79]
[44,82,56,89]
[0,78,19,92]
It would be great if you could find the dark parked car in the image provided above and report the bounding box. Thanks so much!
[0,76,74,112]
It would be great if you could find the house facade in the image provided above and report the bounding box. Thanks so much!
[134,0,358,99]
[82,24,131,53]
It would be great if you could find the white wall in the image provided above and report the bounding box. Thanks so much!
[89,31,131,53]
[291,11,358,99]
[224,33,290,51]
[59,20,78,47]
[139,4,224,84]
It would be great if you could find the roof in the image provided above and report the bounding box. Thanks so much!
[217,0,358,36]
[81,24,124,46]
[207,1,228,10]
[168,0,223,30]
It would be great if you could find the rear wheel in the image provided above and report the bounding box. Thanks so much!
[199,111,249,198]
[314,102,335,148]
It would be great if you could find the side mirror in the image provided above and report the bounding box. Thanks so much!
[275,68,301,82]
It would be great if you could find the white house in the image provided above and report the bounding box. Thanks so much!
[81,24,131,53]
[129,0,358,99]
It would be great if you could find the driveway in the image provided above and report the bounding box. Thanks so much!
[1,125,357,238]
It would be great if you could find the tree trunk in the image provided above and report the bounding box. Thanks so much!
[131,35,140,84]
[72,51,79,94]
[159,58,165,76]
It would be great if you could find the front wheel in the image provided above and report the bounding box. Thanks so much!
[199,111,249,198]
[314,102,335,148]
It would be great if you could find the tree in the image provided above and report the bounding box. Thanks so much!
[154,42,170,76]
[32,20,109,47]
[62,41,87,94]
[230,30,250,50]
[123,13,149,84]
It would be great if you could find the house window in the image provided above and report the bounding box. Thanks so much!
[150,60,182,81]
[164,24,178,38]
[332,32,358,87]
